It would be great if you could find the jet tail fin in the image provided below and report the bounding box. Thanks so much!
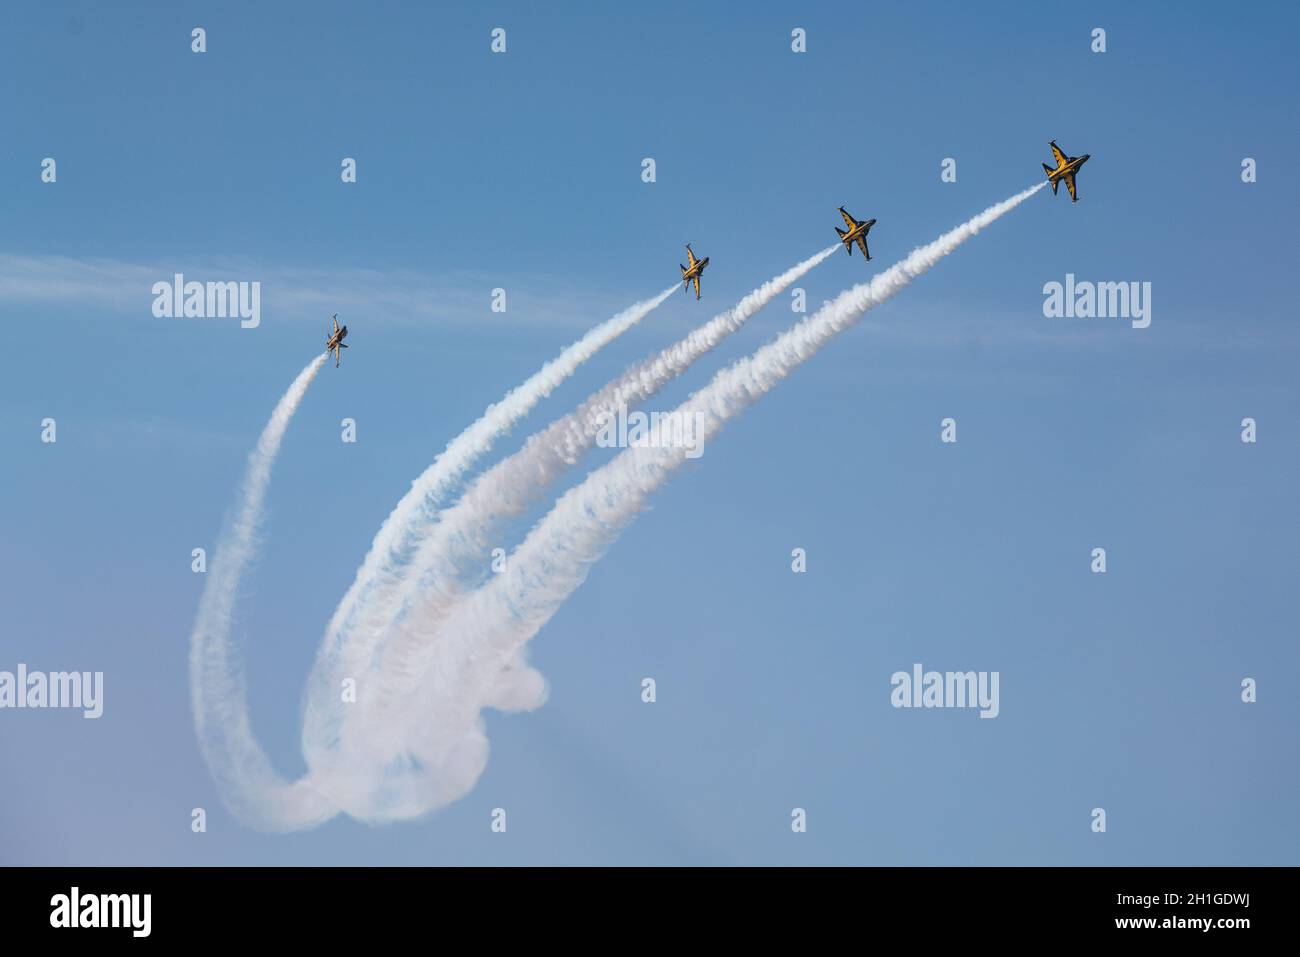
[1043,163,1060,194]
[835,226,851,253]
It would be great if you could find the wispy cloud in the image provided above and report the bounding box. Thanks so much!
[0,252,631,331]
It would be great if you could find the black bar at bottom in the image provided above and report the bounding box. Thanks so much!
[0,866,1275,942]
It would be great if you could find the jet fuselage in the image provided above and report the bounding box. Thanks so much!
[841,218,875,244]
[1051,155,1089,178]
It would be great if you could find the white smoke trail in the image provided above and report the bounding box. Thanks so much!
[303,246,839,798]
[333,184,1043,820]
[399,244,840,604]
[189,353,337,832]
[302,287,675,766]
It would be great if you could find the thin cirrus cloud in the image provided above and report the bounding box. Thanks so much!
[0,252,626,331]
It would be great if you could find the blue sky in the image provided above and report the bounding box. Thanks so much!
[1,1,1297,864]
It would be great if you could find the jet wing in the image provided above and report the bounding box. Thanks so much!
[1063,172,1078,202]
[840,207,859,229]
[692,275,701,299]
[1050,141,1069,168]
[857,236,871,260]
[332,316,339,335]
[685,245,697,268]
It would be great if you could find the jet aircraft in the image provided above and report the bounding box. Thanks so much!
[835,207,876,260]
[326,314,349,367]
[680,244,710,300]
[1042,140,1090,202]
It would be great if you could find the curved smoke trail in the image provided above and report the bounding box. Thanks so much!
[400,245,839,610]
[327,184,1044,821]
[303,286,676,762]
[189,353,336,832]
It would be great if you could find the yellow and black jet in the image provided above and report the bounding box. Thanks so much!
[1043,140,1090,202]
[326,314,349,367]
[679,244,710,300]
[835,207,876,260]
